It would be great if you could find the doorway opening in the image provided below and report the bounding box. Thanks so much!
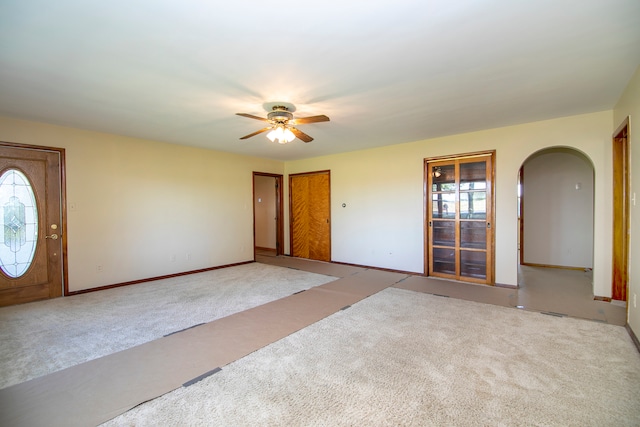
[517,147,598,313]
[519,147,594,270]
[253,173,283,258]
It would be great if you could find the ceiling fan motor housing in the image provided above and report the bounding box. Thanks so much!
[267,106,293,123]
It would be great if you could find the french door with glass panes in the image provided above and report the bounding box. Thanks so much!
[426,153,494,284]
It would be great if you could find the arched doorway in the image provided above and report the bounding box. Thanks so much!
[519,147,594,270]
[514,147,614,319]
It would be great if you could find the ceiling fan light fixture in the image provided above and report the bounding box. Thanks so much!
[283,127,295,143]
[267,125,295,144]
[266,128,278,142]
[236,104,329,143]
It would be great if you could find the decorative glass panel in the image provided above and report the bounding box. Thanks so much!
[432,220,455,247]
[433,247,456,275]
[0,169,38,278]
[460,221,486,249]
[459,191,486,219]
[432,193,456,219]
[461,250,486,279]
[432,164,455,192]
[460,161,486,190]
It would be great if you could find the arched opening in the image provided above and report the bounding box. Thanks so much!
[519,147,594,270]
[516,147,606,318]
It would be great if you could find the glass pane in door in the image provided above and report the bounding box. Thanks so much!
[459,191,486,219]
[431,164,455,191]
[460,221,486,249]
[460,161,486,190]
[0,169,38,279]
[460,250,486,279]
[432,220,455,246]
[432,193,456,219]
[433,247,456,275]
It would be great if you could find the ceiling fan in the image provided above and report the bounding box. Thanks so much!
[236,105,330,144]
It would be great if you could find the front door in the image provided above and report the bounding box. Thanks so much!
[426,152,494,284]
[0,143,65,306]
[290,171,331,262]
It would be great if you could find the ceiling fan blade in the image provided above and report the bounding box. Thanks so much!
[290,127,314,143]
[236,113,269,122]
[239,127,272,140]
[292,115,330,124]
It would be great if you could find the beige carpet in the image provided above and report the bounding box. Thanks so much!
[1,260,639,426]
[0,263,405,426]
[0,263,335,389]
[104,287,640,426]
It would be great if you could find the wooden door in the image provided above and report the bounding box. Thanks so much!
[612,118,629,301]
[0,143,65,306]
[426,153,494,284]
[290,171,330,262]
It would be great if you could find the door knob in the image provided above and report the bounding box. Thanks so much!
[45,234,59,240]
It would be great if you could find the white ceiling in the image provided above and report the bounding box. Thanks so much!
[1,1,639,161]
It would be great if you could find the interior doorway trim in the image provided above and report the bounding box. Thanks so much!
[252,172,284,257]
[612,116,630,303]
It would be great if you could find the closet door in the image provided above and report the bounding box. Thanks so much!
[290,171,331,262]
[426,153,494,284]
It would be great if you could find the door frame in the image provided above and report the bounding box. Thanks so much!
[0,141,68,296]
[423,150,495,284]
[612,117,630,302]
[252,172,284,257]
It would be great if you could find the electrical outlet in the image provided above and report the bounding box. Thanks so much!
[634,293,637,309]
[186,253,192,261]
[96,265,103,273]
[170,254,176,262]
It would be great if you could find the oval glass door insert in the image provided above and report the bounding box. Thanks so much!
[0,169,38,278]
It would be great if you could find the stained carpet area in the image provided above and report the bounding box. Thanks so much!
[0,263,406,427]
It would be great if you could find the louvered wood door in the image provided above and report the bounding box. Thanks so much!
[290,171,330,262]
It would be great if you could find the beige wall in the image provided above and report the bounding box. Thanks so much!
[0,106,622,304]
[285,111,614,295]
[0,116,284,291]
[614,65,640,334]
